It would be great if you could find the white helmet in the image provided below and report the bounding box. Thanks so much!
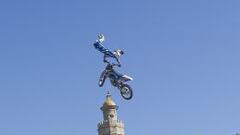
[113,49,124,57]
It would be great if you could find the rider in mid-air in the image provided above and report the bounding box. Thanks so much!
[93,34,124,67]
[93,34,133,100]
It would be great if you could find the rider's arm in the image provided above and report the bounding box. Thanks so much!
[115,57,121,67]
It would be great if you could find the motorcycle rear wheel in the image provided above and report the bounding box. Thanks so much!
[120,84,133,100]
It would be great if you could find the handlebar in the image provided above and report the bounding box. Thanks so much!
[112,63,121,67]
[104,60,121,67]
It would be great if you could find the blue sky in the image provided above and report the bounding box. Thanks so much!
[0,0,240,135]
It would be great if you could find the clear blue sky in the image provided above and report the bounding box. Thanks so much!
[0,0,239,135]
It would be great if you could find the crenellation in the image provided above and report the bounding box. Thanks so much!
[98,119,124,128]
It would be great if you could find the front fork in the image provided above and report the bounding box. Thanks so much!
[99,70,107,87]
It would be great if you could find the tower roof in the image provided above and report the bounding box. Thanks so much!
[101,92,118,110]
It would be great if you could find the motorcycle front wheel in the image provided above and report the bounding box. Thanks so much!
[98,72,106,87]
[120,84,133,100]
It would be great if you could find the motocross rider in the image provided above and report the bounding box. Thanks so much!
[93,34,124,67]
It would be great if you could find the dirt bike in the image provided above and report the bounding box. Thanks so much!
[98,63,133,100]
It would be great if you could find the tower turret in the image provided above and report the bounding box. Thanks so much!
[98,93,125,135]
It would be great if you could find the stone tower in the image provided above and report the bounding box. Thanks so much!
[97,93,125,135]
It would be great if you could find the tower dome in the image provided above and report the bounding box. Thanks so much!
[101,93,118,110]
